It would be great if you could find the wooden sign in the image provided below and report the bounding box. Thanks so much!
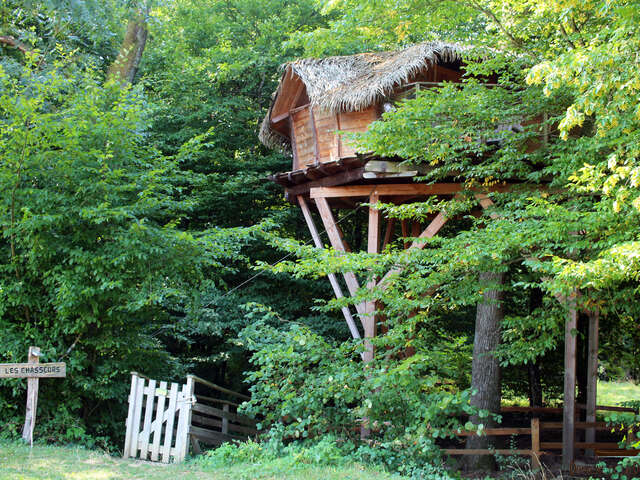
[0,362,66,378]
[1,347,66,446]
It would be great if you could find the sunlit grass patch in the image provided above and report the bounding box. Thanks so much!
[0,442,401,480]
[598,380,640,406]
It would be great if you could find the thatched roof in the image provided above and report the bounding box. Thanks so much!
[259,41,466,151]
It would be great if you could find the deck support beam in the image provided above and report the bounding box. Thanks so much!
[376,211,449,289]
[562,301,578,471]
[314,197,367,321]
[298,196,362,340]
[364,192,380,363]
[585,307,600,455]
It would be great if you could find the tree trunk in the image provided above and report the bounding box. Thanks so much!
[464,271,504,471]
[528,288,543,408]
[528,361,543,408]
[107,6,149,84]
[576,312,589,410]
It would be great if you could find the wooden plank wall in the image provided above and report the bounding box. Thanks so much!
[292,107,315,166]
[291,105,379,167]
[338,107,379,158]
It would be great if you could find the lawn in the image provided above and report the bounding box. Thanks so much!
[503,380,640,408]
[0,443,399,480]
[598,381,640,407]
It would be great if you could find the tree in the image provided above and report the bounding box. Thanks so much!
[0,57,252,441]
[465,271,504,470]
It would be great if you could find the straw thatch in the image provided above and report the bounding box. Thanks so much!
[259,41,466,151]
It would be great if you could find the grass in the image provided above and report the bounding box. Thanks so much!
[597,380,640,407]
[0,442,400,480]
[503,380,640,408]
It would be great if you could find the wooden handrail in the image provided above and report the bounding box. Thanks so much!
[577,403,638,413]
[195,394,241,408]
[501,404,638,414]
[188,375,250,401]
[541,421,617,430]
[456,427,531,436]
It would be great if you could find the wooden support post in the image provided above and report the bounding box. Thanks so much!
[315,197,367,319]
[562,304,578,471]
[175,376,194,462]
[190,435,202,455]
[364,192,380,363]
[376,211,449,290]
[123,373,138,458]
[585,308,599,456]
[222,403,229,435]
[298,196,362,339]
[21,346,40,446]
[382,218,395,250]
[411,221,421,238]
[531,417,542,471]
[401,219,409,249]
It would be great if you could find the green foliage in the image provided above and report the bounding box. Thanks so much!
[237,306,479,475]
[0,58,251,442]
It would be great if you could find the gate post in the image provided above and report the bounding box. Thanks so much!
[123,372,142,458]
[175,375,195,462]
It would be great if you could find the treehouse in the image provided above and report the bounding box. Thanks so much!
[259,42,465,201]
[259,42,638,471]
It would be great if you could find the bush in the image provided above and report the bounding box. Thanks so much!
[236,306,478,478]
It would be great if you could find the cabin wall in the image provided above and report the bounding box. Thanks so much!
[291,105,379,169]
[338,108,379,158]
[291,106,315,170]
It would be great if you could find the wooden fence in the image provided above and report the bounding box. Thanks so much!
[445,404,640,468]
[188,375,258,455]
[123,372,258,463]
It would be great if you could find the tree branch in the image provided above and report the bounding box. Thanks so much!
[468,1,523,49]
[0,35,31,54]
[559,23,576,50]
[569,17,585,47]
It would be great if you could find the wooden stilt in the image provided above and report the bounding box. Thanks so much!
[562,303,578,471]
[382,218,395,250]
[411,221,421,238]
[315,197,367,319]
[585,307,599,455]
[376,211,449,289]
[401,219,409,249]
[364,192,380,363]
[298,196,361,339]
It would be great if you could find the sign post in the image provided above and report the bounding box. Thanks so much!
[0,346,66,446]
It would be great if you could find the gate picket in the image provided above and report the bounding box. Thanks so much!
[140,378,156,459]
[150,380,167,461]
[161,382,179,463]
[129,375,145,459]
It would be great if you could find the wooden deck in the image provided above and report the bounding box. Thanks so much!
[445,405,640,469]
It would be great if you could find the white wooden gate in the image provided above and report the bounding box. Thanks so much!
[123,372,194,463]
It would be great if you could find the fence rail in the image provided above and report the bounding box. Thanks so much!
[445,405,640,468]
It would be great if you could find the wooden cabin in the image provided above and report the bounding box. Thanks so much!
[259,42,465,198]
